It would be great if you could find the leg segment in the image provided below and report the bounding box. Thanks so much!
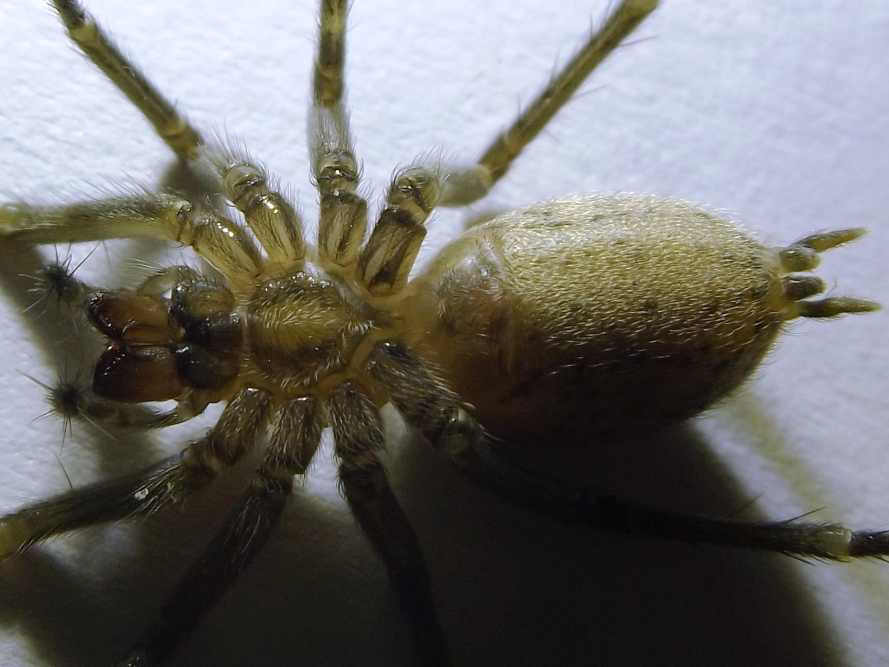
[0,194,191,245]
[328,383,450,667]
[118,397,322,667]
[310,0,371,274]
[52,0,203,159]
[436,430,889,561]
[0,194,262,287]
[308,0,443,295]
[313,0,348,108]
[439,0,660,206]
[366,341,889,562]
[358,167,442,296]
[0,388,272,557]
[202,146,307,268]
[367,341,482,456]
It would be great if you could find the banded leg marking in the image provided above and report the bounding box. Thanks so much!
[52,0,203,159]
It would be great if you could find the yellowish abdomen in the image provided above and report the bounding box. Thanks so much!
[397,195,790,442]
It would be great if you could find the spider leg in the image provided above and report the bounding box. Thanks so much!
[326,0,659,293]
[0,194,191,245]
[455,433,889,561]
[0,387,272,558]
[307,0,441,297]
[0,194,261,288]
[311,0,370,273]
[51,0,203,159]
[367,341,482,456]
[200,146,307,269]
[365,341,889,562]
[41,263,201,306]
[117,397,322,667]
[358,166,442,297]
[439,0,660,206]
[328,382,450,667]
[471,446,889,561]
[354,0,662,288]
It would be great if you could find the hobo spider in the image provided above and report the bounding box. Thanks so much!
[0,1,886,666]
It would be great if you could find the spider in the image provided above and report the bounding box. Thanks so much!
[0,1,884,667]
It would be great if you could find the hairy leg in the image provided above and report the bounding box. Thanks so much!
[328,382,450,667]
[118,397,322,666]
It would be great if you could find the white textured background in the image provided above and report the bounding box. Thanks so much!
[0,1,887,666]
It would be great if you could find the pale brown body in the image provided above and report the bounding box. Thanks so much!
[401,195,793,440]
[0,1,881,665]
[70,193,843,446]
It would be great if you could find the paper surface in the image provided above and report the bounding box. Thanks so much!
[0,1,886,665]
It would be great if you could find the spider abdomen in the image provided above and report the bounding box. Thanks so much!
[399,194,824,441]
